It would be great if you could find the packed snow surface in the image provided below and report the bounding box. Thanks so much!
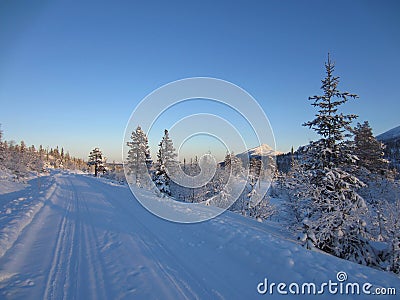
[0,171,399,299]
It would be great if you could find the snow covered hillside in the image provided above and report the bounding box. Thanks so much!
[376,125,400,172]
[236,144,281,161]
[0,171,399,299]
[377,125,400,142]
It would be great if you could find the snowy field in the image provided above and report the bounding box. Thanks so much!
[0,171,399,299]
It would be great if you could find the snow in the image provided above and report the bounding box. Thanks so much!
[0,171,57,258]
[0,171,399,299]
[376,125,400,141]
[0,169,28,195]
[237,144,282,160]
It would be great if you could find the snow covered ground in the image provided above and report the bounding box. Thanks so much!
[0,171,399,299]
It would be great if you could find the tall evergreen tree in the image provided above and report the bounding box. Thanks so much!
[153,129,178,195]
[303,54,359,169]
[126,126,151,186]
[299,54,373,265]
[158,129,178,172]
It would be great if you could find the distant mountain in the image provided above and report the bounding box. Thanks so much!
[236,144,281,161]
[376,125,400,142]
[376,125,400,174]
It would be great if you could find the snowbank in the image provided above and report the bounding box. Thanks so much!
[0,172,57,257]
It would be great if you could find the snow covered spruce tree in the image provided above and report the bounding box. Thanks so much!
[352,121,388,238]
[126,126,152,186]
[353,121,389,177]
[245,173,275,221]
[153,129,178,196]
[300,54,374,265]
[88,147,106,177]
[224,152,244,177]
[284,159,314,235]
[352,121,400,273]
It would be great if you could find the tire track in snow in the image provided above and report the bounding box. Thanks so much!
[43,175,110,300]
[43,180,75,300]
[82,177,216,299]
[65,176,81,300]
[74,178,108,300]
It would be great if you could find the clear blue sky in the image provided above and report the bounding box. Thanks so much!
[1,0,399,162]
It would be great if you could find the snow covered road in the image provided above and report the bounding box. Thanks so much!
[0,172,399,299]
